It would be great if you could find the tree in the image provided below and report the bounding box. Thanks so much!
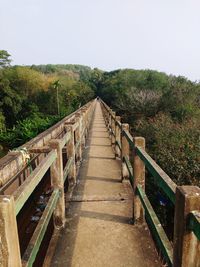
[0,111,5,132]
[11,66,49,96]
[0,50,11,68]
[53,79,61,116]
[0,71,23,126]
[115,87,162,122]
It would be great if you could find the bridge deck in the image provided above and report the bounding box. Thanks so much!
[49,102,161,267]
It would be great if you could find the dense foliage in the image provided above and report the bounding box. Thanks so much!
[96,69,200,187]
[0,50,199,191]
[95,69,199,238]
[0,51,94,150]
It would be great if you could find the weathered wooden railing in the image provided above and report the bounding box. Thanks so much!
[0,99,96,267]
[100,99,200,267]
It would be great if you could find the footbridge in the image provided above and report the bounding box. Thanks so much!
[0,99,199,267]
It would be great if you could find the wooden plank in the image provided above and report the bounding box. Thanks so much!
[14,150,57,215]
[136,185,173,267]
[22,189,60,267]
[136,147,176,204]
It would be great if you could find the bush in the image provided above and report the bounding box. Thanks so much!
[134,114,200,186]
[0,113,61,148]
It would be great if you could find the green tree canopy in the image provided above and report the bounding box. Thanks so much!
[0,50,11,68]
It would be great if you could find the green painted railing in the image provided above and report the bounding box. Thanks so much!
[137,185,173,266]
[100,98,200,267]
[22,188,60,267]
[188,211,200,240]
[14,150,57,216]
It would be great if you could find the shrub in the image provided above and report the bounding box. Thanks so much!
[134,114,200,186]
[0,114,61,148]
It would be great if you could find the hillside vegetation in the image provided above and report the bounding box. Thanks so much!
[95,69,200,187]
[0,50,199,190]
[0,51,94,149]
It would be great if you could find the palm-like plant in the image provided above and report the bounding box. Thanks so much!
[53,80,61,116]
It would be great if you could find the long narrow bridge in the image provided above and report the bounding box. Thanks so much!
[0,99,199,267]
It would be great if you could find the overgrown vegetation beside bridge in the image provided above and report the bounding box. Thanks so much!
[0,51,94,151]
[95,69,200,187]
[0,50,199,190]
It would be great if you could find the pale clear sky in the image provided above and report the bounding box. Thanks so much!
[0,0,200,81]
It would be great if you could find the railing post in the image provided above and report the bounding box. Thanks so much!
[83,108,89,137]
[111,111,116,146]
[105,109,109,127]
[65,124,76,185]
[173,186,200,267]
[133,137,145,223]
[103,106,108,126]
[0,195,22,267]
[49,140,65,227]
[81,109,87,147]
[108,110,112,135]
[115,116,121,158]
[75,113,82,161]
[121,123,129,181]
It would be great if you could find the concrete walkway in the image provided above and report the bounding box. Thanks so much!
[50,102,161,267]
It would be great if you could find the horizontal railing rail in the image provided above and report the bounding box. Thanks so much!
[136,184,173,265]
[100,98,200,267]
[0,99,96,267]
[22,188,60,267]
[14,149,57,216]
[135,146,176,204]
